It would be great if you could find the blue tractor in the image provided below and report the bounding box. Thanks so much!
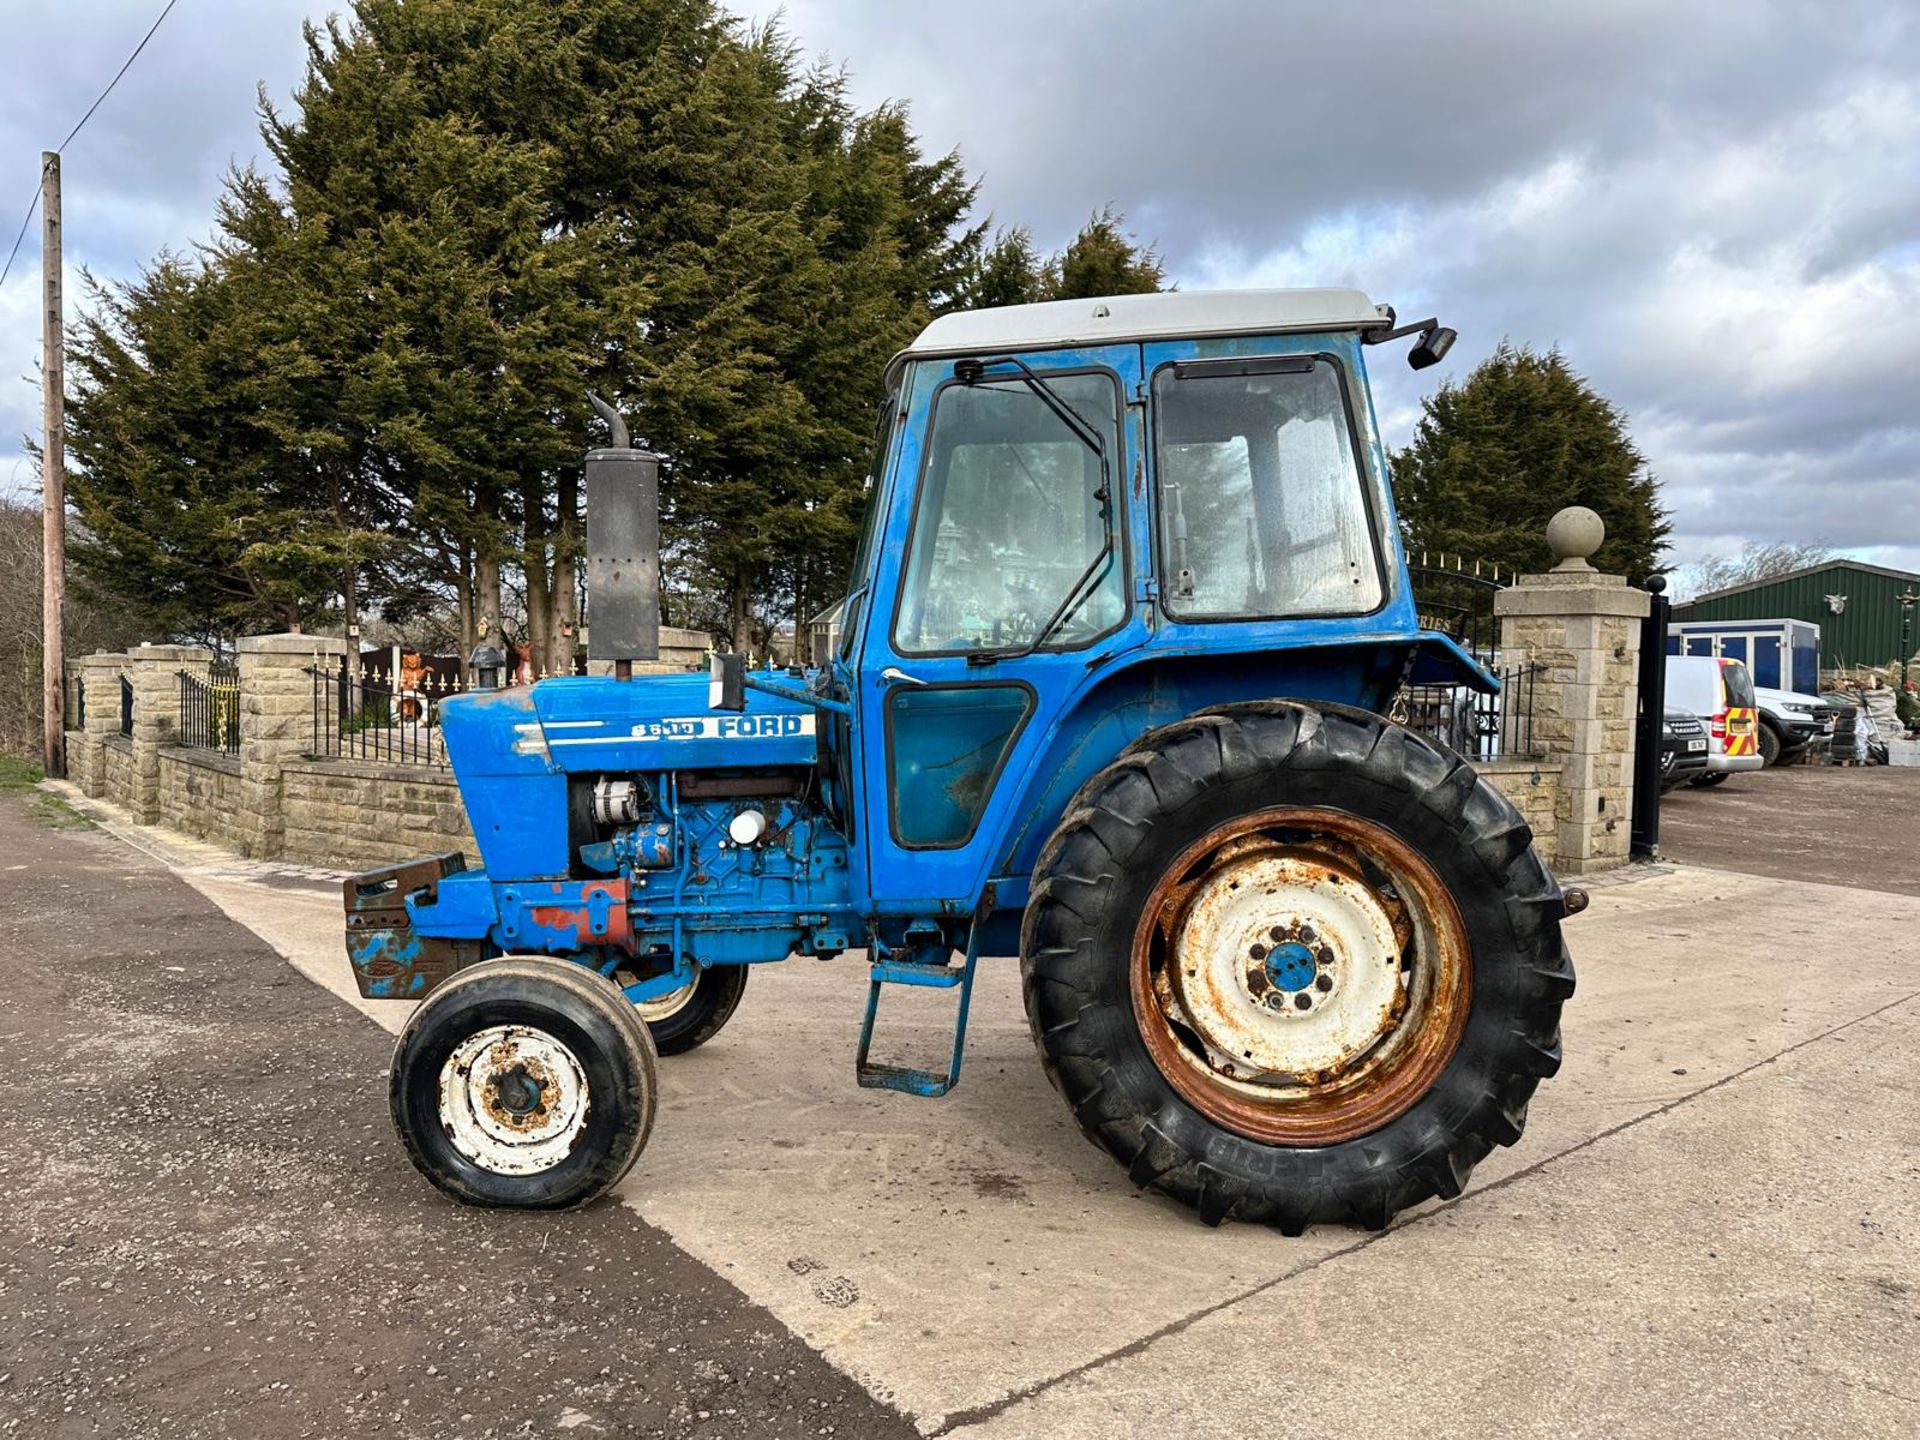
[346,288,1580,1231]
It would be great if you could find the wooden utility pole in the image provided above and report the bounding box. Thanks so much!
[41,150,66,779]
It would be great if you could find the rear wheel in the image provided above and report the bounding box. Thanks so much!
[390,957,657,1209]
[1757,721,1783,767]
[1022,702,1573,1232]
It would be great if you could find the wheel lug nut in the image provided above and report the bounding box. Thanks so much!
[1315,974,1333,993]
[1249,943,1268,960]
[1269,926,1285,942]
[1294,993,1312,1010]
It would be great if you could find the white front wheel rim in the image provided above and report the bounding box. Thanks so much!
[438,1025,591,1175]
[634,977,698,1024]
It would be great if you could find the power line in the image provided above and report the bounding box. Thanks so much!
[58,0,185,153]
[0,0,185,290]
[0,164,45,291]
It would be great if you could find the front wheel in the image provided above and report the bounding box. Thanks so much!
[1022,702,1573,1232]
[628,963,749,1057]
[390,957,658,1209]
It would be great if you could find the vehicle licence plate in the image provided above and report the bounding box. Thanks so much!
[1687,738,1707,751]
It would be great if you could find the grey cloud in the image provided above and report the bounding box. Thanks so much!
[782,0,1910,257]
[3,0,1916,581]
[0,0,324,483]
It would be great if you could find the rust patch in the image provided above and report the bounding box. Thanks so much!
[1130,807,1472,1148]
[527,880,633,949]
[476,1040,561,1134]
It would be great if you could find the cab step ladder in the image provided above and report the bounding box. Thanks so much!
[854,892,992,1098]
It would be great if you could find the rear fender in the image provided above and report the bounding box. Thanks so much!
[984,642,1414,887]
[1405,632,1500,693]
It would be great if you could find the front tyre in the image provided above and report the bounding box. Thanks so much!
[1021,702,1574,1232]
[390,957,658,1209]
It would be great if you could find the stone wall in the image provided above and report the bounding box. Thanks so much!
[280,760,475,870]
[1474,758,1564,868]
[66,579,1646,882]
[1495,559,1650,875]
[157,749,246,846]
[65,635,494,873]
[100,736,133,803]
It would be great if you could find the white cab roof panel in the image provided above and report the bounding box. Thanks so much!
[906,288,1390,357]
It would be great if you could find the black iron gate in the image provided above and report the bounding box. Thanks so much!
[1407,557,1507,658]
[1630,576,1671,859]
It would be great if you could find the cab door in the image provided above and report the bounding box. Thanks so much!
[856,344,1146,909]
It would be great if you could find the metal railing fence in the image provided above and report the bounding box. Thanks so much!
[177,663,240,755]
[310,658,467,768]
[1394,661,1544,762]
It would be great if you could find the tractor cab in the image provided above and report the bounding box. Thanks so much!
[820,290,1480,915]
[354,290,1576,1237]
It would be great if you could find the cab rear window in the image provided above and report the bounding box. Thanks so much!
[1719,660,1756,709]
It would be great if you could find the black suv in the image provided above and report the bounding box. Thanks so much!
[1660,707,1710,789]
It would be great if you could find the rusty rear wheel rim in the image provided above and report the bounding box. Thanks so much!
[1129,807,1471,1147]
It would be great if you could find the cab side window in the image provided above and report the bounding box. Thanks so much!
[1154,358,1382,618]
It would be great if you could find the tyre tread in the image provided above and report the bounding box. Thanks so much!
[1020,700,1575,1232]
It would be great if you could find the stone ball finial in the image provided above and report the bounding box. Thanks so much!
[1546,506,1605,572]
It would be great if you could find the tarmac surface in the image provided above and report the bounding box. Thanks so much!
[0,782,915,1440]
[7,770,1920,1438]
[1658,761,1920,897]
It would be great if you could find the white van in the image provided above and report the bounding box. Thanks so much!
[1664,655,1763,786]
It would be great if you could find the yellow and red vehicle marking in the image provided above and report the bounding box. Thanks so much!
[1713,707,1759,756]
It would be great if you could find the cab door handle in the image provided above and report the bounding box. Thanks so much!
[881,666,928,687]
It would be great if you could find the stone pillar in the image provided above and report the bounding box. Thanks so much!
[73,651,127,798]
[1494,508,1651,875]
[126,644,211,824]
[236,632,346,860]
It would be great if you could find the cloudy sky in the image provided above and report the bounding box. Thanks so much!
[3,0,1917,580]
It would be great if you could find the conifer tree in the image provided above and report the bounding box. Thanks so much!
[1391,343,1670,581]
[67,0,985,658]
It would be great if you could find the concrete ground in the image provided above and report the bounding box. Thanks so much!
[9,776,1920,1439]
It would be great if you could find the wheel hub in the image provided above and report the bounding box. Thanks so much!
[438,1025,590,1175]
[1260,940,1320,995]
[1169,845,1406,1083]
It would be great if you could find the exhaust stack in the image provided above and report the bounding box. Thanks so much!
[584,393,661,676]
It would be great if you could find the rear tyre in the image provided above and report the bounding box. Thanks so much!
[1021,702,1573,1233]
[634,964,749,1057]
[390,957,657,1209]
[1757,721,1782,767]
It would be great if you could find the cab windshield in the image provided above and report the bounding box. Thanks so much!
[892,371,1124,655]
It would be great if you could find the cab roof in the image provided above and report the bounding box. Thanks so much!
[903,287,1392,359]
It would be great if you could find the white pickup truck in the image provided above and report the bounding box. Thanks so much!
[1751,684,1836,766]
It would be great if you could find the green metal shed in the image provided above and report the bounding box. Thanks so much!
[1671,560,1920,671]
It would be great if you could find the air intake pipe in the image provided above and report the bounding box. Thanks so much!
[584,393,661,680]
